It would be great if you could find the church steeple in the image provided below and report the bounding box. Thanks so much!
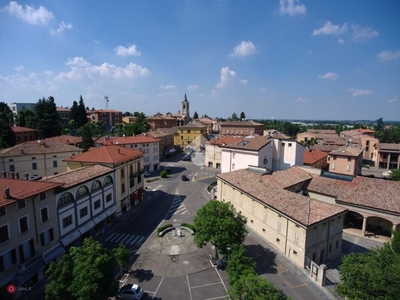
[182,94,189,117]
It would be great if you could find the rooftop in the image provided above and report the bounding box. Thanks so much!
[375,143,400,151]
[220,121,264,127]
[96,135,161,146]
[43,135,83,145]
[329,144,364,157]
[304,149,328,164]
[11,126,37,133]
[220,135,271,151]
[0,141,82,157]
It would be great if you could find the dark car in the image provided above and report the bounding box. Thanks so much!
[182,155,191,161]
[181,175,189,181]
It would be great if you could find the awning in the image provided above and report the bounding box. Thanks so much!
[105,205,117,216]
[78,220,95,235]
[14,261,45,285]
[42,246,66,265]
[60,230,81,247]
[92,212,107,224]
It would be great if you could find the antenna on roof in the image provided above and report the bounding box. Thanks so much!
[104,96,109,109]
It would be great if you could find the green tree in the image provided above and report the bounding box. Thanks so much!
[33,96,62,138]
[123,111,133,116]
[79,123,94,151]
[231,112,238,120]
[226,245,256,285]
[0,102,16,149]
[240,111,246,120]
[193,111,199,119]
[124,112,150,136]
[193,200,247,258]
[388,169,400,181]
[16,108,35,128]
[114,123,124,136]
[113,243,130,279]
[228,273,288,300]
[77,95,88,127]
[45,254,74,300]
[375,117,385,132]
[336,231,400,300]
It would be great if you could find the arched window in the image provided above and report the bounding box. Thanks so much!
[59,193,73,207]
[76,186,89,199]
[91,180,102,191]
[104,176,113,186]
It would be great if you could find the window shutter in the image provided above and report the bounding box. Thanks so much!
[29,239,35,258]
[11,249,17,264]
[41,233,45,246]
[19,244,24,263]
[49,228,54,241]
[0,256,4,272]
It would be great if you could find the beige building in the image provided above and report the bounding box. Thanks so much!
[216,167,347,268]
[174,122,207,147]
[0,177,62,299]
[64,145,144,215]
[87,109,123,128]
[327,144,364,176]
[340,129,379,160]
[147,128,177,160]
[0,141,83,179]
[205,137,242,169]
[220,121,264,137]
[373,143,400,170]
[296,129,338,145]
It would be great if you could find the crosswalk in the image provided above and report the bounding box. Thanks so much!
[105,233,146,246]
[164,191,189,220]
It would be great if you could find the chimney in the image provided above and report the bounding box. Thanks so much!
[25,173,29,180]
[15,172,19,179]
[2,171,5,178]
[11,172,14,179]
[4,188,10,199]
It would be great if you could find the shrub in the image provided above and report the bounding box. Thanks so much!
[160,170,168,178]
[181,223,196,232]
[157,223,173,235]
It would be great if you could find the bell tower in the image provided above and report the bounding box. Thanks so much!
[182,94,190,118]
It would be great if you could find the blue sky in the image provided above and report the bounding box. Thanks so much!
[1,0,399,121]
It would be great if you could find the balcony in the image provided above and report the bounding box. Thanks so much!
[17,253,42,273]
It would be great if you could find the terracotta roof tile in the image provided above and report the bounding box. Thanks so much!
[43,135,82,145]
[304,149,328,164]
[42,165,113,188]
[0,141,82,156]
[179,123,207,128]
[220,135,271,151]
[96,135,161,145]
[375,143,400,151]
[217,169,346,226]
[329,144,364,157]
[207,137,242,146]
[11,126,37,133]
[220,121,264,127]
[271,167,313,188]
[63,145,143,165]
[0,178,62,207]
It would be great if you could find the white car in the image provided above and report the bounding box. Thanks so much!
[143,171,150,177]
[118,283,144,300]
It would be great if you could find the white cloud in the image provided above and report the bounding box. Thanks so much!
[50,21,73,36]
[312,21,348,36]
[161,85,176,90]
[5,1,54,25]
[295,97,309,102]
[279,0,306,16]
[377,50,400,61]
[56,57,151,81]
[13,65,25,72]
[351,24,379,41]
[215,67,246,89]
[230,41,256,57]
[347,88,373,97]
[114,45,141,56]
[187,84,198,91]
[337,38,345,44]
[388,97,398,103]
[318,72,338,80]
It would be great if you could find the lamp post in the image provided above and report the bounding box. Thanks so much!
[227,246,231,260]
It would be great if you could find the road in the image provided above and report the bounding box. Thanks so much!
[105,151,334,299]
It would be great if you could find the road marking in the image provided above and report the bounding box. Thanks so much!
[214,267,228,294]
[186,275,193,300]
[129,236,140,245]
[106,233,116,242]
[190,282,223,289]
[114,233,127,243]
[151,276,164,299]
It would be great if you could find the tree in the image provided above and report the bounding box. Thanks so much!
[33,96,62,138]
[113,243,130,279]
[336,230,400,300]
[375,117,385,132]
[388,169,400,181]
[114,123,124,137]
[193,111,199,119]
[45,254,74,300]
[79,123,94,151]
[228,273,288,300]
[0,102,16,149]
[193,200,247,258]
[123,111,133,116]
[240,112,246,120]
[231,112,238,120]
[226,245,256,285]
[45,238,118,300]
[124,112,150,136]
[16,108,34,128]
[77,95,88,128]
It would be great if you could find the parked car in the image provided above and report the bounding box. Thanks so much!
[182,155,191,161]
[181,175,189,181]
[118,283,144,300]
[144,171,150,177]
[29,174,42,181]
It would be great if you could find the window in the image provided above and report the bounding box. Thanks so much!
[17,200,26,210]
[347,157,351,162]
[106,194,112,203]
[0,206,6,217]
[94,200,101,210]
[121,183,125,193]
[80,207,88,218]
[39,192,46,201]
[91,180,101,191]
[19,239,35,263]
[332,163,336,170]
[104,176,113,186]
[366,146,369,152]
[366,141,370,146]
[294,233,299,244]
[277,222,281,233]
[19,216,29,234]
[32,162,37,170]
[276,238,280,242]
[32,157,36,160]
[62,215,73,228]
[282,142,285,146]
[76,186,88,198]
[121,168,125,178]
[0,224,10,243]
[288,143,292,147]
[40,207,49,223]
[333,156,337,160]
[232,163,235,170]
[53,160,58,167]
[336,240,339,249]
[232,153,236,158]
[59,193,73,206]
[293,250,297,255]
[346,165,351,171]
[0,249,17,272]
[329,244,332,253]
[40,228,54,246]
[9,165,15,172]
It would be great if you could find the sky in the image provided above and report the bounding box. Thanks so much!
[1,0,399,121]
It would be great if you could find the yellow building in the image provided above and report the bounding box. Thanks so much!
[174,122,207,147]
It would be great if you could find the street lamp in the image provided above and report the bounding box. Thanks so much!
[227,246,231,260]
